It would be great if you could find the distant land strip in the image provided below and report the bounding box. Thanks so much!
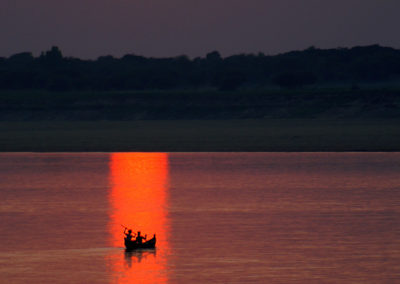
[0,88,399,121]
[1,44,400,152]
[1,45,400,92]
[0,119,399,152]
[0,88,399,152]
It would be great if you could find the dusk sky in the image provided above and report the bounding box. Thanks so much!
[1,0,400,59]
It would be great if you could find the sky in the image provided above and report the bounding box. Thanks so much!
[1,0,400,59]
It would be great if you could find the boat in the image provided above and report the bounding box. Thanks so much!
[124,235,156,251]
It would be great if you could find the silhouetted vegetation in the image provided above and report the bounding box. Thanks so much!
[0,45,400,121]
[1,45,400,91]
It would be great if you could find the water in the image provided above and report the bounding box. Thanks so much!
[1,153,400,283]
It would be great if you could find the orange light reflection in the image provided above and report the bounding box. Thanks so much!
[109,153,169,284]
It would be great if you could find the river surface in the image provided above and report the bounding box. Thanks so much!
[0,152,400,283]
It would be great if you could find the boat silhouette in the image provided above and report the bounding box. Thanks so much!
[124,234,156,251]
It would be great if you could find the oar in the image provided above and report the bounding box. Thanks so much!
[121,224,131,232]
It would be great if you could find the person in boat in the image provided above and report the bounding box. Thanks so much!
[124,228,136,242]
[135,231,147,244]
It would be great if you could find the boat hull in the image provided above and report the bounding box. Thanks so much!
[124,236,156,251]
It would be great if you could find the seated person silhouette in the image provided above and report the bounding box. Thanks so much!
[124,228,135,242]
[135,231,147,244]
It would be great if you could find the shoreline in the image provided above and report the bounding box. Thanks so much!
[0,88,399,121]
[1,119,399,152]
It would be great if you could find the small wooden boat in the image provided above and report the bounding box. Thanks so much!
[124,235,156,251]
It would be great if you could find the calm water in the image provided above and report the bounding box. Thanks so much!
[0,153,400,283]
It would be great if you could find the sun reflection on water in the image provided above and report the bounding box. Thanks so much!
[109,153,169,283]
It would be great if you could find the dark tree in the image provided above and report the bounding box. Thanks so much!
[1,45,400,91]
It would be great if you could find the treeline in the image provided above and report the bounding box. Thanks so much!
[1,45,400,91]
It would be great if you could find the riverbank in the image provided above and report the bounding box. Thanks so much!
[0,88,399,120]
[0,119,399,152]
